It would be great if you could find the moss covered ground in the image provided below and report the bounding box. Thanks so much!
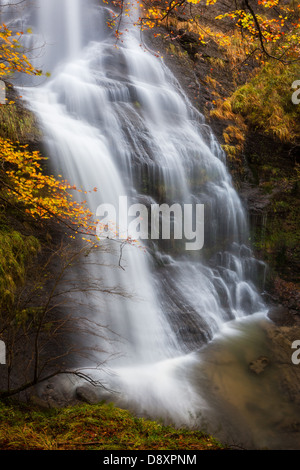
[0,400,225,451]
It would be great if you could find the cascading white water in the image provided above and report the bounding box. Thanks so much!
[4,0,268,426]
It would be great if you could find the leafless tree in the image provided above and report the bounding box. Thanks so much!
[0,236,131,400]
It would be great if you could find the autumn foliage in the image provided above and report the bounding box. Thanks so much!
[0,138,96,237]
[108,0,300,63]
[0,23,42,79]
[0,20,97,240]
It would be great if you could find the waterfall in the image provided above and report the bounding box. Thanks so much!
[6,0,267,425]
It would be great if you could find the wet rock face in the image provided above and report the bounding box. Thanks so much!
[267,305,300,327]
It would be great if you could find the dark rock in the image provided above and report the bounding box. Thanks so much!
[249,356,270,375]
[76,384,100,404]
[275,418,300,433]
[239,184,271,214]
[267,306,290,325]
[37,379,75,408]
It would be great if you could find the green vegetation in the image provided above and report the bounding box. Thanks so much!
[0,230,40,311]
[209,61,300,158]
[0,400,225,450]
[250,155,300,284]
[0,87,40,143]
[231,62,300,143]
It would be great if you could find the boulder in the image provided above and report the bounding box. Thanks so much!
[76,384,100,404]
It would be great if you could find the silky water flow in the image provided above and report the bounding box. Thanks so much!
[3,0,297,449]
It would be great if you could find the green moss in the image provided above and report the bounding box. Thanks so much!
[0,400,225,450]
[0,230,40,310]
[251,180,300,282]
[0,101,41,143]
